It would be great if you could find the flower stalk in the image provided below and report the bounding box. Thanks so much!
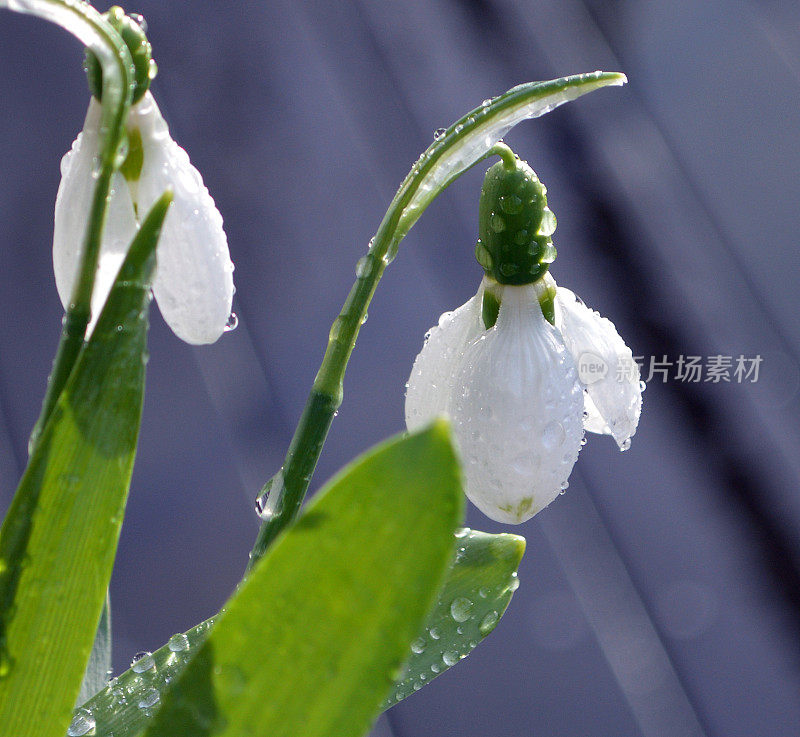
[25,0,135,453]
[248,142,517,567]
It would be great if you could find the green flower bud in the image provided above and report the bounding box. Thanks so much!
[475,157,557,285]
[85,6,156,105]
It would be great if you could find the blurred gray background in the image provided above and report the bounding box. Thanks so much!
[1,1,800,735]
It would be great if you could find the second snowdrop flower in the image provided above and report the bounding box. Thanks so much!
[53,7,234,345]
[406,156,642,523]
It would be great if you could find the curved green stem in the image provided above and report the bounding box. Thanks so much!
[15,0,135,453]
[247,143,512,567]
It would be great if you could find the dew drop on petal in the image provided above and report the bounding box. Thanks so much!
[442,651,459,667]
[542,421,566,449]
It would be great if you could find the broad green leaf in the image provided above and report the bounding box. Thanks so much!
[383,528,525,709]
[139,422,463,737]
[0,195,171,737]
[381,72,626,244]
[76,528,523,734]
[76,528,522,735]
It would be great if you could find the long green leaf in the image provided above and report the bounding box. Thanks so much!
[383,528,524,708]
[0,194,171,737]
[76,528,524,735]
[138,421,463,737]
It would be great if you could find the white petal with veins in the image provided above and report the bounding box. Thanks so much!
[555,287,641,449]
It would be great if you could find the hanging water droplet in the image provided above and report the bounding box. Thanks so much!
[130,651,155,673]
[224,312,238,332]
[410,637,426,654]
[454,527,469,539]
[620,438,632,452]
[138,687,160,709]
[442,650,459,667]
[450,597,474,623]
[67,708,96,736]
[129,12,148,32]
[639,380,647,392]
[167,633,190,652]
[507,573,520,592]
[479,610,499,636]
[433,127,447,140]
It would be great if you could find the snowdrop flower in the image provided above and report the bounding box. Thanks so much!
[53,8,234,344]
[406,158,641,523]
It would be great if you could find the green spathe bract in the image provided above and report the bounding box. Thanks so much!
[0,194,171,737]
[141,422,463,737]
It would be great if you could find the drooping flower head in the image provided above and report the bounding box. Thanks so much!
[54,7,234,345]
[406,155,641,523]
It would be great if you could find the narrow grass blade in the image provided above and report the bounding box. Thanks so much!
[0,194,171,737]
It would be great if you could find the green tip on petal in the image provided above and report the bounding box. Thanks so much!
[475,157,557,285]
[85,6,154,105]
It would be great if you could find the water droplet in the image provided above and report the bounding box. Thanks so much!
[67,708,96,736]
[499,194,523,215]
[482,98,492,107]
[479,610,499,635]
[433,127,447,140]
[620,438,632,452]
[450,597,474,622]
[221,312,238,333]
[431,663,441,674]
[129,12,148,32]
[454,528,469,539]
[410,637,426,654]
[542,421,566,449]
[355,256,372,278]
[429,627,441,640]
[478,587,489,599]
[138,687,160,709]
[383,240,400,265]
[639,380,647,392]
[329,316,347,341]
[537,208,557,237]
[507,573,520,592]
[130,651,155,673]
[168,633,190,652]
[442,650,459,667]
[490,213,506,233]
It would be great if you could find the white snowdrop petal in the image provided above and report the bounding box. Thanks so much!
[555,287,641,449]
[449,284,584,523]
[405,287,484,431]
[53,100,138,333]
[132,93,234,345]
